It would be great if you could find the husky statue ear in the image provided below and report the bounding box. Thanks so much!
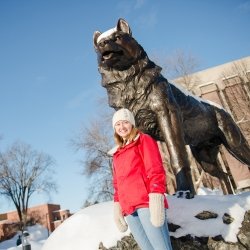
[93,31,101,49]
[117,18,132,36]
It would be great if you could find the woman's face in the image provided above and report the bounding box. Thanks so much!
[114,120,133,139]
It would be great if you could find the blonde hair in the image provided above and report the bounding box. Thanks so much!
[114,127,140,147]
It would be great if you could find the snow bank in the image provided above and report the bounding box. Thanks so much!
[42,191,250,250]
[1,190,249,250]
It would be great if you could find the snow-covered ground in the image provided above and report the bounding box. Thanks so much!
[0,224,48,250]
[1,188,250,250]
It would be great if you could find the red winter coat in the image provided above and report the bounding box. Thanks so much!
[113,132,168,215]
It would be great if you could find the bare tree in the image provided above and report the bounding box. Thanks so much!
[151,49,201,92]
[0,141,56,230]
[71,109,114,206]
[220,59,250,142]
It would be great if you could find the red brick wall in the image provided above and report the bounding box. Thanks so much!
[0,204,72,240]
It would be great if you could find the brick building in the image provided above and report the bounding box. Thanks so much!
[0,203,72,241]
[164,56,250,194]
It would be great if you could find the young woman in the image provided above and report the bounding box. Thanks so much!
[111,108,173,250]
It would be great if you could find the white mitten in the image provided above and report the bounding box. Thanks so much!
[114,202,128,232]
[149,193,165,227]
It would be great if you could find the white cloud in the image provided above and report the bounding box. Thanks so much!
[116,0,146,16]
[238,1,250,12]
[134,0,146,9]
[34,76,48,87]
[66,89,94,110]
[134,9,158,30]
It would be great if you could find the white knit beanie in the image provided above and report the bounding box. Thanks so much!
[112,108,135,129]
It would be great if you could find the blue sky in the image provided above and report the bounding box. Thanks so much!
[0,0,250,213]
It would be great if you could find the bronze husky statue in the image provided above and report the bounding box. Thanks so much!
[93,18,250,197]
